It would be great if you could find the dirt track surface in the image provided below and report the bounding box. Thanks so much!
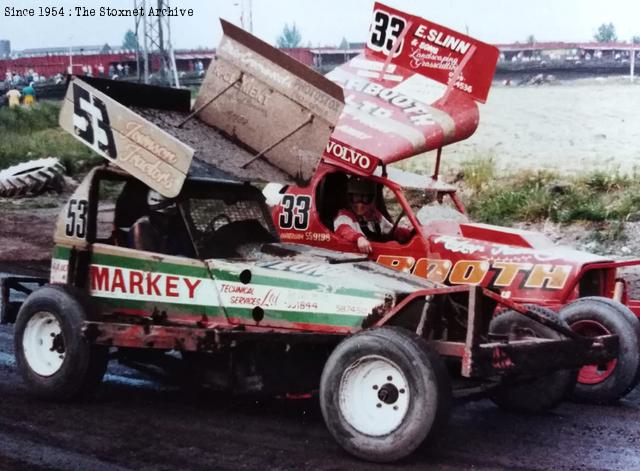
[0,320,639,470]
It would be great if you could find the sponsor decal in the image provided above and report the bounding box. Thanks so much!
[337,78,436,126]
[220,283,280,307]
[434,235,485,254]
[324,138,379,173]
[280,232,305,241]
[305,231,331,242]
[50,258,69,284]
[91,265,202,299]
[489,245,559,262]
[377,255,572,290]
[124,122,179,165]
[365,2,499,103]
[414,25,472,54]
[256,260,348,278]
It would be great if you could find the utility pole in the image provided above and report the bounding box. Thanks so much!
[631,45,636,83]
[239,0,253,33]
[133,0,180,87]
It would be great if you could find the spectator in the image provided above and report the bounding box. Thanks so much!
[5,87,21,108]
[21,82,36,106]
[124,64,130,76]
[116,63,123,75]
[108,64,115,77]
[98,63,105,77]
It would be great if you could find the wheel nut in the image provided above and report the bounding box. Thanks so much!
[387,376,392,381]
[372,385,379,390]
[399,388,405,394]
[376,403,382,408]
[393,406,398,411]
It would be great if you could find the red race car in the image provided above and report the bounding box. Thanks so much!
[268,2,640,404]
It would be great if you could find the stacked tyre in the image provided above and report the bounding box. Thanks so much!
[0,157,66,197]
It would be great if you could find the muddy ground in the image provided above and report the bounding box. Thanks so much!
[0,323,639,471]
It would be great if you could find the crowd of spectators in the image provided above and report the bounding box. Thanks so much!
[1,70,48,107]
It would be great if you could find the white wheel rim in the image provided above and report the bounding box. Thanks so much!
[22,311,66,376]
[339,355,410,437]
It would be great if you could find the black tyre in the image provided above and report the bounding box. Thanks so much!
[489,305,577,412]
[0,157,65,197]
[14,285,108,400]
[319,327,451,463]
[559,296,640,403]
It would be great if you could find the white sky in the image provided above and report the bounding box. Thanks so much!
[1,0,639,51]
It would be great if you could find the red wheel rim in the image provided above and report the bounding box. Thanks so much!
[571,319,617,385]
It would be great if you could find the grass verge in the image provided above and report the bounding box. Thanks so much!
[458,157,640,241]
[0,101,101,174]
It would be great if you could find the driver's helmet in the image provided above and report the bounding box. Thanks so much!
[147,190,177,214]
[347,177,375,205]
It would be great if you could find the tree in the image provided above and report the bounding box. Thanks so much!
[632,36,640,44]
[276,23,302,48]
[594,23,617,42]
[122,29,139,51]
[526,34,536,44]
[101,43,111,53]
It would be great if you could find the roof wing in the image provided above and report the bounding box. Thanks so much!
[59,78,194,198]
[194,19,344,184]
[322,2,499,173]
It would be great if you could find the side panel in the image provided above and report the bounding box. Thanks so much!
[206,259,389,333]
[52,244,223,325]
[50,244,390,334]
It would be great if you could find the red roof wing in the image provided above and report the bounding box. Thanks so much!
[322,3,498,173]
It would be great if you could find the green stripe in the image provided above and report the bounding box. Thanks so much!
[224,306,364,328]
[94,297,364,328]
[88,249,381,300]
[53,245,72,259]
[210,268,379,299]
[91,251,209,278]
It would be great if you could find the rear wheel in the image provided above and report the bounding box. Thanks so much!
[559,297,640,403]
[320,327,451,463]
[14,285,108,400]
[489,305,576,412]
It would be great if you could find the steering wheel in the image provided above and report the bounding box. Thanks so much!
[390,210,405,234]
[205,214,232,233]
[390,210,416,242]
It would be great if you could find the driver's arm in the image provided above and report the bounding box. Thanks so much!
[334,211,371,254]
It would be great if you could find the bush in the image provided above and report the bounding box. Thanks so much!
[460,156,640,227]
[0,101,101,174]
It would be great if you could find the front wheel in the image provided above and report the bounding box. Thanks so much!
[14,285,108,400]
[319,327,451,463]
[559,297,640,403]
